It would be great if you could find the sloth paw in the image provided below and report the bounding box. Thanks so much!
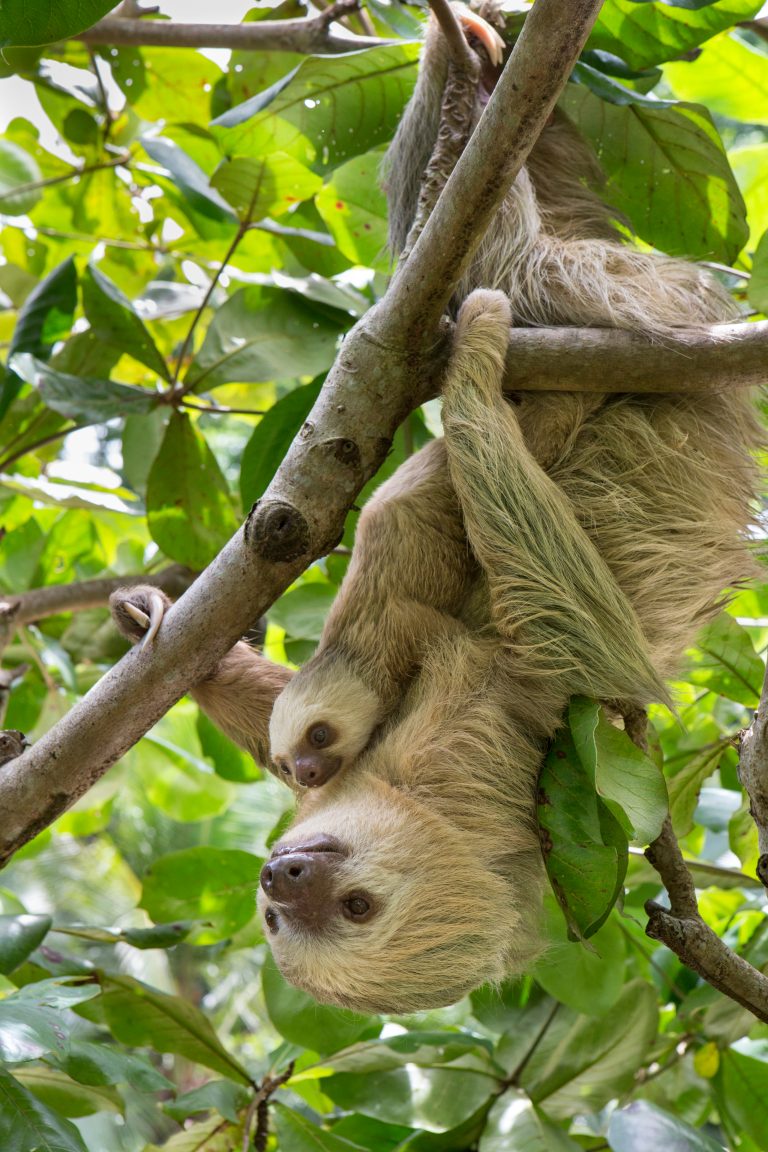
[448,290,511,401]
[110,585,171,648]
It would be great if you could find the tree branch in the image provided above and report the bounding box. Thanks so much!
[0,0,603,866]
[76,7,388,55]
[625,710,768,1024]
[738,663,768,890]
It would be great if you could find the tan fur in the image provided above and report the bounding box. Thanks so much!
[112,8,762,1013]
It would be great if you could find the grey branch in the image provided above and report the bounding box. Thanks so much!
[738,664,768,889]
[625,711,768,1023]
[77,7,387,54]
[0,0,603,867]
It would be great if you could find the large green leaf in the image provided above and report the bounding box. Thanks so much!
[518,981,659,1120]
[185,287,342,391]
[667,738,732,837]
[316,151,390,271]
[479,1090,580,1152]
[538,724,628,940]
[665,32,768,126]
[749,229,768,314]
[81,264,170,380]
[262,953,376,1055]
[0,913,51,974]
[0,979,100,1063]
[92,973,250,1084]
[146,412,239,569]
[0,0,115,47]
[211,152,322,222]
[0,139,41,216]
[240,378,323,508]
[140,846,263,944]
[569,697,667,844]
[0,1066,88,1152]
[11,354,159,424]
[212,43,419,171]
[49,1040,173,1094]
[532,901,626,1017]
[562,80,748,261]
[11,1066,120,1119]
[684,612,764,706]
[274,1103,369,1152]
[135,735,235,823]
[608,1100,725,1151]
[269,583,336,643]
[717,1041,768,1146]
[140,134,235,222]
[731,143,768,243]
[589,0,763,69]
[1,256,77,421]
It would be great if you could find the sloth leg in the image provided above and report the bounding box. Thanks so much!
[110,585,291,771]
[441,289,665,707]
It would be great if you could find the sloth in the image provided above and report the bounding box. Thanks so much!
[112,8,761,1012]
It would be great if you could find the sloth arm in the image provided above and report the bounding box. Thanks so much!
[441,290,666,708]
[110,586,292,769]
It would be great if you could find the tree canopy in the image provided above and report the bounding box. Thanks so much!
[0,1,767,1150]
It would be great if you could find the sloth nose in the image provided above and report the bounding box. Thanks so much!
[260,853,314,900]
[294,753,342,788]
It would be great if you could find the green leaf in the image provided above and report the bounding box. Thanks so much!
[608,1100,725,1151]
[11,354,160,423]
[211,152,322,221]
[562,81,748,262]
[146,412,239,569]
[144,1114,243,1151]
[0,913,52,974]
[519,981,659,1120]
[240,378,323,508]
[730,143,768,244]
[262,953,376,1054]
[120,921,197,949]
[81,264,170,381]
[185,287,342,392]
[165,1079,249,1124]
[136,735,236,823]
[750,229,768,314]
[212,44,419,170]
[270,583,336,643]
[140,846,263,944]
[532,900,626,1016]
[538,724,628,940]
[94,972,250,1083]
[274,1103,369,1152]
[316,151,390,270]
[0,978,99,1063]
[479,1090,580,1152]
[717,1042,768,1146]
[665,31,768,126]
[0,0,116,47]
[12,1065,121,1118]
[684,612,764,706]
[0,1065,88,1152]
[49,1040,173,1094]
[140,134,235,221]
[589,0,763,70]
[667,739,731,837]
[0,139,41,215]
[196,709,261,782]
[1,256,77,421]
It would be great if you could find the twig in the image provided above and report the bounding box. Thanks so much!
[0,153,131,204]
[0,0,604,867]
[0,424,83,472]
[179,399,266,417]
[624,709,768,1024]
[77,10,387,54]
[738,662,768,889]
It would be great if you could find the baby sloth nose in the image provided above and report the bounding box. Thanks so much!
[294,753,342,788]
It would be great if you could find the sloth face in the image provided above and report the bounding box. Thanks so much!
[269,661,385,791]
[256,775,523,1013]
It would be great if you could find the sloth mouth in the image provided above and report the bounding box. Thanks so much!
[270,833,347,860]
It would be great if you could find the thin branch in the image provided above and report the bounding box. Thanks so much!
[738,663,768,889]
[0,0,603,867]
[0,153,131,204]
[624,709,768,1024]
[740,18,768,45]
[179,398,266,417]
[77,9,388,55]
[0,424,84,472]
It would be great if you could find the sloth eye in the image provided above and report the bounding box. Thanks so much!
[264,908,279,934]
[308,724,330,748]
[342,894,372,922]
[276,760,291,776]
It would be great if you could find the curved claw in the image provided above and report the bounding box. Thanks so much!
[123,601,150,631]
[141,590,166,648]
[457,9,505,68]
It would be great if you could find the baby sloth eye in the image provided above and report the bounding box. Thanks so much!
[342,894,373,922]
[276,760,291,776]
[264,908,279,934]
[308,723,330,748]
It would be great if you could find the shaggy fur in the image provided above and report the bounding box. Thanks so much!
[112,6,762,1013]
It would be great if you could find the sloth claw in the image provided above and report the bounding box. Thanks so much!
[142,590,166,647]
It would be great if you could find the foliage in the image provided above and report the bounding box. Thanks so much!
[0,1,766,1150]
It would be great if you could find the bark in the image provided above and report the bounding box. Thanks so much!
[0,0,605,867]
[739,663,768,889]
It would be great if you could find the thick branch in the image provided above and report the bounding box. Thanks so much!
[77,9,387,54]
[385,0,604,343]
[738,663,768,889]
[0,0,601,867]
[503,319,768,394]
[625,711,768,1023]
